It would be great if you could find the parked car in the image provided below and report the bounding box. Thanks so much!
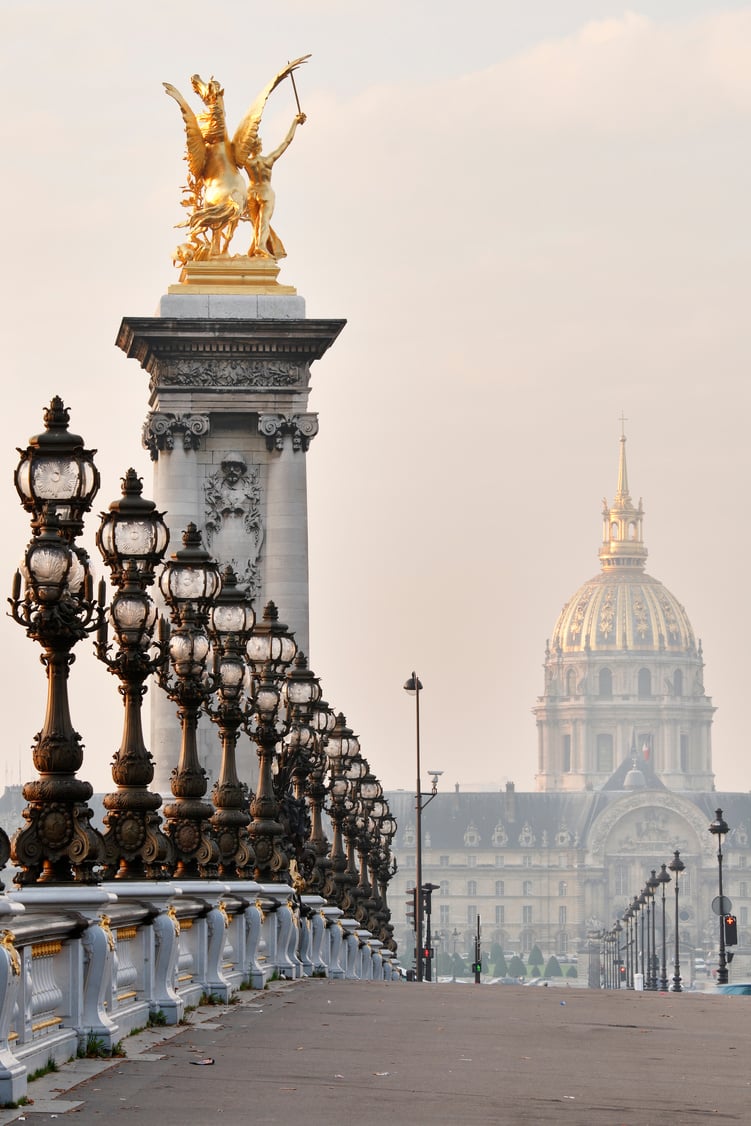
[716,983,751,995]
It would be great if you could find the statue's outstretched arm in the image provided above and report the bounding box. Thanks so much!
[265,113,306,165]
[163,82,207,178]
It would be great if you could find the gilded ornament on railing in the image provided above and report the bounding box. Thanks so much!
[217,901,230,929]
[163,57,309,267]
[99,913,116,953]
[0,932,20,977]
[167,904,181,936]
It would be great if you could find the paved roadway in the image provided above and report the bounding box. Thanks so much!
[3,979,749,1124]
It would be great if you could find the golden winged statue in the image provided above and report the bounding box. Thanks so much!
[163,56,310,267]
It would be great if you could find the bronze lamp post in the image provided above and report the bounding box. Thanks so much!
[95,470,172,879]
[9,400,104,884]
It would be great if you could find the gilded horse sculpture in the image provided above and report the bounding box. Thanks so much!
[163,56,309,266]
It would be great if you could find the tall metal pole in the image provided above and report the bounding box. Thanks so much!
[710,810,730,986]
[669,850,684,992]
[413,673,424,983]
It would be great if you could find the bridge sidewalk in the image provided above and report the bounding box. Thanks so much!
[3,979,749,1124]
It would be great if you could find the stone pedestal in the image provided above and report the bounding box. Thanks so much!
[116,288,345,793]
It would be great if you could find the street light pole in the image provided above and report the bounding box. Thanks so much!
[668,850,685,992]
[709,809,730,986]
[657,863,671,991]
[405,672,425,982]
[404,672,441,983]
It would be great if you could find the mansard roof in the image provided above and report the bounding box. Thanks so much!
[386,788,751,853]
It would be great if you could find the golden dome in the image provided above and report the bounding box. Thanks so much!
[551,570,696,654]
[550,430,696,655]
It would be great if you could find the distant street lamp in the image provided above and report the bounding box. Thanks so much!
[657,863,672,991]
[647,870,660,990]
[668,850,685,992]
[403,672,441,983]
[709,809,730,986]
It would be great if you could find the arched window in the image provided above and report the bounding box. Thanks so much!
[673,669,683,696]
[638,668,652,698]
[599,668,612,698]
[566,668,577,697]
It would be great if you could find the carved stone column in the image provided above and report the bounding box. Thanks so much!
[117,296,345,792]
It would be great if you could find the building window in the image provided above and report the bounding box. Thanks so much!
[638,668,652,698]
[495,905,505,925]
[467,905,477,925]
[467,880,477,897]
[599,668,612,698]
[522,906,533,924]
[559,906,567,926]
[680,734,689,772]
[614,864,629,896]
[495,855,504,867]
[468,855,477,868]
[495,880,505,897]
[566,668,576,696]
[674,669,683,696]
[741,907,748,927]
[558,932,569,955]
[559,881,567,897]
[440,880,449,896]
[741,882,748,898]
[439,905,450,925]
[562,734,571,773]
[523,880,533,896]
[523,855,532,868]
[440,855,449,867]
[596,733,613,773]
[739,857,747,870]
[404,854,415,868]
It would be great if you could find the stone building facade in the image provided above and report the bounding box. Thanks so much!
[388,436,751,975]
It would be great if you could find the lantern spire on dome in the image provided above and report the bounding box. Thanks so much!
[598,422,648,571]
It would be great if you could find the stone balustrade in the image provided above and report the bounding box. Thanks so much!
[0,883,402,1105]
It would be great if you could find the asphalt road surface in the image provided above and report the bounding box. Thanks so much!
[3,979,748,1124]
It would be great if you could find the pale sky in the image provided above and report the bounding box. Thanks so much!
[1,1,750,799]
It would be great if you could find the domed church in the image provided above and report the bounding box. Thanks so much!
[535,430,714,794]
[387,434,751,979]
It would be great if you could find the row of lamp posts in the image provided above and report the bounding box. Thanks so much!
[602,851,685,991]
[5,398,397,949]
[603,808,734,992]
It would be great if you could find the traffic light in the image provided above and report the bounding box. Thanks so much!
[422,946,431,960]
[406,888,416,929]
[724,914,738,946]
[619,964,627,979]
[472,962,482,974]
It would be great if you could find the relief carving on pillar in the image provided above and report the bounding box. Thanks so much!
[258,412,319,451]
[204,452,264,597]
[142,412,210,460]
[164,359,304,388]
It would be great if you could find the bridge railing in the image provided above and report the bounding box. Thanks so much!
[0,883,402,1105]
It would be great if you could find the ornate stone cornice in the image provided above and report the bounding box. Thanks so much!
[142,412,210,460]
[258,413,319,452]
[117,317,346,393]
